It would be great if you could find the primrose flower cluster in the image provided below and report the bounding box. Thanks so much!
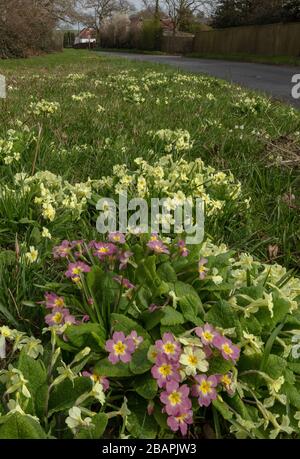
[232,93,271,115]
[44,292,77,332]
[2,227,300,439]
[0,326,43,360]
[13,170,93,221]
[95,69,230,107]
[0,127,32,166]
[149,329,239,435]
[95,153,244,218]
[28,99,60,117]
[150,129,193,153]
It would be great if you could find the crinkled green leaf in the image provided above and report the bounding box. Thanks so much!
[64,323,107,351]
[94,358,133,378]
[48,377,92,416]
[134,374,158,400]
[161,306,184,326]
[127,395,157,439]
[0,413,47,439]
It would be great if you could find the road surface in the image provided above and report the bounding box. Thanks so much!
[98,52,300,108]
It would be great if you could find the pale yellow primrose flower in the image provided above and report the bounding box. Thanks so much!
[42,227,52,240]
[0,326,13,339]
[179,346,209,376]
[90,381,105,405]
[66,407,92,433]
[25,246,38,264]
[242,331,264,356]
[268,376,285,396]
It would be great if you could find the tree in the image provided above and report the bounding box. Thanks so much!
[38,0,82,23]
[161,0,214,34]
[0,0,62,58]
[282,0,300,21]
[101,12,131,47]
[213,0,300,28]
[79,0,134,44]
[63,30,76,47]
[212,0,244,27]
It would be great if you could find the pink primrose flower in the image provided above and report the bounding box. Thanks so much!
[198,258,209,280]
[167,409,193,436]
[178,240,189,257]
[44,292,66,309]
[196,323,220,346]
[160,381,191,416]
[65,261,91,280]
[93,242,118,260]
[53,240,72,259]
[147,239,170,255]
[155,333,181,361]
[105,331,135,364]
[108,232,126,244]
[191,374,218,407]
[151,354,180,388]
[213,335,240,362]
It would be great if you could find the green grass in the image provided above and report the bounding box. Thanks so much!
[96,47,168,55]
[1,48,300,272]
[185,52,300,66]
[94,48,300,65]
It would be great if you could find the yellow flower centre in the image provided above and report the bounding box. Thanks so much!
[158,364,172,377]
[203,331,213,342]
[163,342,176,355]
[221,375,231,386]
[98,247,109,254]
[199,266,207,273]
[72,267,82,275]
[113,341,127,356]
[175,413,188,423]
[222,343,233,355]
[188,355,198,365]
[1,329,11,338]
[53,312,63,324]
[199,380,212,395]
[54,298,65,308]
[168,391,182,406]
[91,374,101,383]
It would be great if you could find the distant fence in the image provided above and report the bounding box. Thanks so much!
[162,22,300,57]
[161,35,194,54]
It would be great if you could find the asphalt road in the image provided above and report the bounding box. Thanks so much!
[99,52,300,108]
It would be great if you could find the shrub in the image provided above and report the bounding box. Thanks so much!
[140,19,162,51]
[0,0,60,58]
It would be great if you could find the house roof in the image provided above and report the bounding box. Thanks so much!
[78,28,96,39]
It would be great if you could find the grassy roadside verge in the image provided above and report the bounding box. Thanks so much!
[0,49,300,270]
[185,52,300,66]
[93,47,300,66]
[96,47,169,56]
